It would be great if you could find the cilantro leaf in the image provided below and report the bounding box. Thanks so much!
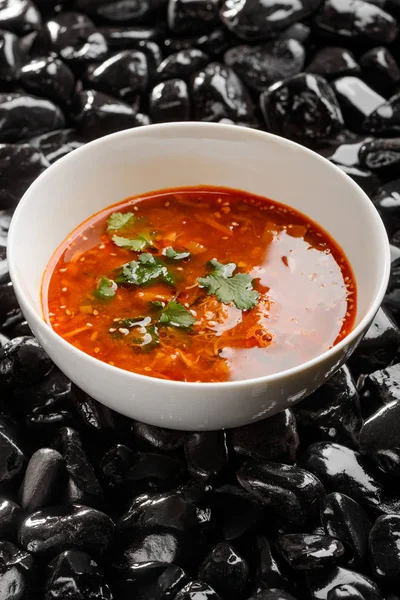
[94,276,117,300]
[112,235,147,252]
[117,316,151,329]
[107,212,136,231]
[165,247,191,260]
[112,316,159,350]
[198,258,259,311]
[115,253,175,286]
[159,300,196,328]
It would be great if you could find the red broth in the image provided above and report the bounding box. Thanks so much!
[42,186,357,383]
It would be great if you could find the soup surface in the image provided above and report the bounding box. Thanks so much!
[43,186,357,382]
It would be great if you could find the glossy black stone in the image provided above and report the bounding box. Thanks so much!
[156,49,209,81]
[232,410,299,463]
[191,62,253,122]
[298,442,391,513]
[29,129,84,164]
[306,47,359,79]
[363,91,400,134]
[73,90,137,140]
[132,420,185,451]
[277,534,345,570]
[71,384,123,435]
[358,138,400,180]
[360,47,400,97]
[0,31,25,83]
[306,567,382,600]
[0,541,35,600]
[149,79,190,122]
[0,144,49,209]
[114,561,186,599]
[327,585,367,600]
[254,536,292,593]
[332,77,386,131]
[313,0,398,44]
[100,26,164,51]
[220,0,323,41]
[75,0,167,22]
[224,39,305,93]
[175,581,222,599]
[260,73,344,144]
[157,565,189,599]
[116,529,183,565]
[199,541,249,598]
[359,399,400,473]
[362,362,400,405]
[0,497,22,542]
[84,50,149,102]
[247,592,298,600]
[45,550,113,600]
[164,28,235,56]
[184,431,228,482]
[213,484,263,540]
[45,12,108,65]
[321,492,372,568]
[18,504,114,557]
[19,448,65,512]
[0,93,65,143]
[0,283,23,332]
[0,336,53,387]
[281,21,311,42]
[237,461,325,525]
[19,57,75,108]
[0,0,41,35]
[126,452,184,492]
[168,0,220,34]
[369,514,400,578]
[55,427,105,508]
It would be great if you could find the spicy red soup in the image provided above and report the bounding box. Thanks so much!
[42,186,357,383]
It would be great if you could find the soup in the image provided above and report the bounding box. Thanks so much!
[42,186,357,382]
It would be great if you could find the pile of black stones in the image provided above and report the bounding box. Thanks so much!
[5,0,400,598]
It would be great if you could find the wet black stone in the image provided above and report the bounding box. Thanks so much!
[0,497,21,545]
[260,73,344,143]
[0,283,23,332]
[213,484,263,540]
[164,28,235,57]
[45,549,113,600]
[149,79,190,122]
[224,39,305,93]
[116,529,183,565]
[247,592,298,600]
[25,409,77,443]
[322,492,372,568]
[29,129,84,164]
[0,31,25,83]
[75,0,167,23]
[220,0,323,41]
[0,0,42,35]
[71,384,124,436]
[313,0,398,44]
[281,21,311,42]
[332,77,385,131]
[0,337,53,387]
[363,363,400,405]
[254,536,292,593]
[232,410,299,464]
[156,49,209,81]
[0,541,35,600]
[277,534,345,570]
[99,443,133,490]
[0,93,65,143]
[198,541,249,599]
[157,565,189,599]
[293,366,361,448]
[298,442,391,514]
[73,90,137,140]
[363,91,400,135]
[191,62,253,122]
[84,50,148,102]
[168,0,220,34]
[307,567,382,600]
[175,581,222,599]
[13,367,72,416]
[360,47,400,97]
[19,448,66,513]
[327,585,367,600]
[19,57,75,107]
[359,399,400,473]
[100,26,164,51]
[306,47,360,79]
[45,12,108,66]
[114,561,182,599]
[132,112,152,126]
[132,421,185,451]
[237,461,325,525]
[358,139,400,180]
[55,427,105,508]
[19,504,114,557]
[370,514,400,578]
[0,144,49,209]
[184,431,228,482]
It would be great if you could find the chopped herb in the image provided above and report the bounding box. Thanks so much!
[165,247,191,260]
[159,300,196,328]
[115,253,175,286]
[94,276,117,300]
[117,316,151,329]
[111,316,159,349]
[112,235,147,252]
[198,258,259,311]
[149,300,165,309]
[107,212,136,231]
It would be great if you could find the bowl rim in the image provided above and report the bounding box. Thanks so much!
[7,121,392,389]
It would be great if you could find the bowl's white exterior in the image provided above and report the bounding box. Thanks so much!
[7,123,390,430]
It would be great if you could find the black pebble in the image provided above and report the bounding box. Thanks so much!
[369,514,400,578]
[213,484,263,540]
[184,431,228,482]
[29,129,84,164]
[0,30,26,82]
[306,566,382,600]
[0,541,35,600]
[360,399,400,473]
[19,57,76,107]
[332,77,385,131]
[73,90,138,140]
[156,49,209,81]
[19,448,66,512]
[0,337,53,387]
[0,496,22,542]
[168,0,220,34]
[362,143,400,182]
[306,47,360,79]
[132,420,185,451]
[199,541,249,599]
[0,93,65,143]
[277,533,345,570]
[0,0,41,35]
[360,46,400,97]
[363,91,400,134]
[175,581,222,599]
[0,144,49,209]
[149,78,190,122]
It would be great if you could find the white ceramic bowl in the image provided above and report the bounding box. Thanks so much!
[7,123,390,430]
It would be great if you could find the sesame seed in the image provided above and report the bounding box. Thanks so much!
[49,312,55,317]
[86,323,93,327]
[82,236,88,241]
[60,305,66,309]
[133,206,138,211]
[165,201,170,207]
[109,328,116,333]
[144,366,151,372]
[113,317,120,322]
[62,287,67,292]
[118,328,130,335]
[110,253,117,257]
[80,257,85,262]
[66,309,71,316]
[94,347,100,353]
[109,361,115,366]
[222,236,228,240]
[93,309,99,316]
[99,244,105,250]
[59,268,67,273]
